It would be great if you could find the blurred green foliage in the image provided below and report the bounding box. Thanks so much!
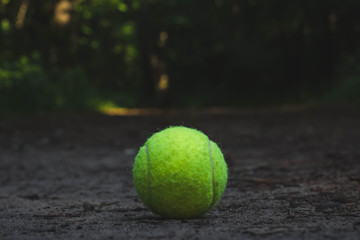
[0,0,360,112]
[324,52,360,101]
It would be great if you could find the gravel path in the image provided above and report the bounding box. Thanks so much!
[1,105,359,239]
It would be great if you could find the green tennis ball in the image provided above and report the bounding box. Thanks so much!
[133,126,228,219]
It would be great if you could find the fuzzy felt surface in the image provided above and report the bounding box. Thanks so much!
[133,126,228,219]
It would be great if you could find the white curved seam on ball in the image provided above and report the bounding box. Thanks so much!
[145,145,152,209]
[209,139,215,207]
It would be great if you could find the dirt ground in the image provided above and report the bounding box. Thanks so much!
[0,104,359,239]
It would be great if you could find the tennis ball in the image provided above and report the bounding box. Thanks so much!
[133,126,228,219]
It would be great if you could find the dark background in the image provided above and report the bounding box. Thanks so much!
[1,0,360,112]
[1,1,360,239]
